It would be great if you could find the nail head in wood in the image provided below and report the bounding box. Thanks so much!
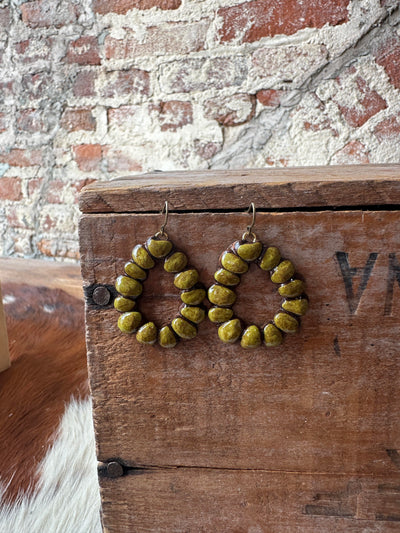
[92,286,111,306]
[106,461,124,478]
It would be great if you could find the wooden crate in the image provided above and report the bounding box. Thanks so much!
[79,165,400,532]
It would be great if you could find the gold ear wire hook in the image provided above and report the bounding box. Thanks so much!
[242,203,257,242]
[156,201,169,238]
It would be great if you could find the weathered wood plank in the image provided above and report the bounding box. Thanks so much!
[80,211,400,474]
[0,283,10,373]
[100,469,400,532]
[79,164,400,213]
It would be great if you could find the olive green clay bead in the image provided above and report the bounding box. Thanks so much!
[263,323,283,346]
[115,275,143,298]
[124,261,147,281]
[260,247,281,271]
[132,244,155,270]
[174,269,199,290]
[278,279,305,298]
[270,260,295,284]
[164,251,188,273]
[236,241,263,262]
[180,305,206,324]
[181,288,206,305]
[159,326,177,348]
[240,325,262,349]
[208,307,234,324]
[136,322,158,344]
[146,237,173,259]
[282,298,309,316]
[117,311,142,333]
[171,317,197,339]
[218,319,242,344]
[221,251,248,274]
[114,296,136,313]
[208,284,236,307]
[214,268,240,286]
[274,312,299,333]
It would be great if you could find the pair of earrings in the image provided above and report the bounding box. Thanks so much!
[114,202,308,349]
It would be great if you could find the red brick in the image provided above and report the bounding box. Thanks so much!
[21,0,78,28]
[22,72,52,99]
[61,108,96,132]
[73,71,97,98]
[374,114,400,141]
[73,144,102,171]
[256,89,284,107]
[194,140,222,160]
[159,57,247,94]
[45,180,65,203]
[37,238,54,257]
[105,20,208,59]
[103,147,142,172]
[331,140,370,164]
[101,69,150,98]
[204,94,256,126]
[153,101,193,131]
[0,148,43,167]
[15,38,51,64]
[93,0,180,15]
[0,8,10,33]
[375,34,400,90]
[218,0,349,43]
[65,36,100,66]
[73,178,97,194]
[0,112,7,133]
[42,214,57,231]
[0,81,15,99]
[107,105,139,127]
[337,76,387,128]
[0,177,23,201]
[17,109,47,133]
[28,177,43,197]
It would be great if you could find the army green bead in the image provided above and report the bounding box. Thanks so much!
[124,261,147,281]
[214,268,240,286]
[263,323,283,346]
[218,319,242,344]
[159,326,177,348]
[181,288,206,305]
[208,307,234,324]
[221,251,248,274]
[114,296,136,313]
[270,260,295,284]
[136,322,158,344]
[240,325,262,349]
[208,284,236,307]
[146,237,173,259]
[278,279,305,298]
[236,241,263,262]
[171,317,197,339]
[174,269,199,290]
[282,298,309,316]
[117,311,142,333]
[132,244,155,270]
[274,312,299,333]
[180,305,206,324]
[115,275,143,298]
[164,252,188,273]
[260,247,281,271]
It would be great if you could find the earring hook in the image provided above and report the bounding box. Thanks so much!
[242,203,257,242]
[156,201,169,238]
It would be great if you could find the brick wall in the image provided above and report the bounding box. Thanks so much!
[0,0,399,260]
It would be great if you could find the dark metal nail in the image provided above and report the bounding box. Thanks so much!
[92,286,111,306]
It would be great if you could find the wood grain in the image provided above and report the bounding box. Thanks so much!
[81,211,400,474]
[100,469,400,532]
[79,164,400,213]
[0,283,10,373]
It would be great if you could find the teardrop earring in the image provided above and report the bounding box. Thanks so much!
[114,202,206,348]
[207,203,309,348]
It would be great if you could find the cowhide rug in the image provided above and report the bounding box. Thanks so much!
[0,283,101,533]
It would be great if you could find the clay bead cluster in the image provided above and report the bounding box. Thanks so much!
[114,235,206,348]
[208,240,308,348]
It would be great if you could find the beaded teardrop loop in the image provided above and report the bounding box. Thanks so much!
[114,202,206,348]
[208,204,308,348]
